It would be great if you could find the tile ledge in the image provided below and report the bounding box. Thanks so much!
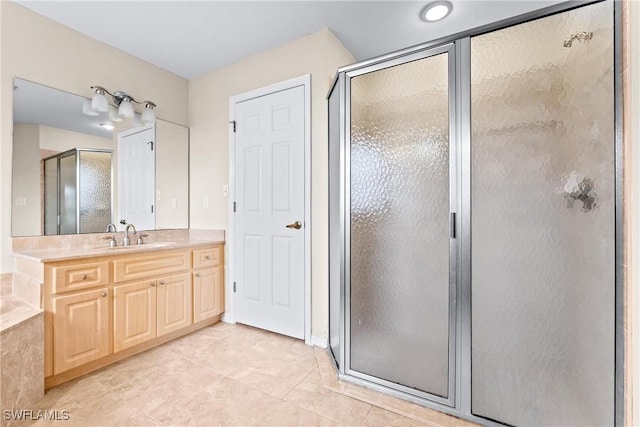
[0,294,43,334]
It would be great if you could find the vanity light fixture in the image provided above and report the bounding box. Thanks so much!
[420,1,453,22]
[85,86,156,124]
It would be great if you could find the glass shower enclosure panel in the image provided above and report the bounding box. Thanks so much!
[348,47,454,399]
[328,75,343,367]
[470,2,615,425]
[58,152,77,235]
[44,148,113,235]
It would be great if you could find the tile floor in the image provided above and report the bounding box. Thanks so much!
[18,322,477,426]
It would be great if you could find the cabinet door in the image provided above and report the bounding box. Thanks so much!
[157,273,192,336]
[53,288,111,374]
[193,267,224,323]
[113,281,157,352]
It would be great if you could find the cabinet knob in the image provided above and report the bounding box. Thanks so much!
[101,291,107,297]
[205,255,212,260]
[159,280,165,285]
[150,282,156,287]
[82,274,87,280]
[195,273,201,278]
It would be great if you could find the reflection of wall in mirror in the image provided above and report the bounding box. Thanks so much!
[156,120,188,229]
[11,123,114,236]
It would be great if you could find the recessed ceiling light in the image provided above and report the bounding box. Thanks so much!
[99,123,114,130]
[420,1,453,22]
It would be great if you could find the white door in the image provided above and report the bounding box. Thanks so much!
[118,127,155,230]
[234,85,305,339]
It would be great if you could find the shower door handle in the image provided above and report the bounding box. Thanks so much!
[450,212,456,239]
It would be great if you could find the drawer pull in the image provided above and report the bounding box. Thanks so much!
[81,274,87,280]
[159,280,165,285]
[150,282,156,287]
[195,273,201,278]
[101,291,107,297]
[205,255,212,260]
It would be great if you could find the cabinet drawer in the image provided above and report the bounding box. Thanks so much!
[193,246,223,269]
[113,250,190,283]
[51,261,110,294]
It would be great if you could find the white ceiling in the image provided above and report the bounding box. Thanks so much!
[14,0,567,80]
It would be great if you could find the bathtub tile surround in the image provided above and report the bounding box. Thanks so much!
[1,274,11,296]
[0,309,44,426]
[20,322,474,427]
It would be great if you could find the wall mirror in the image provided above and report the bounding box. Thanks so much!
[11,78,189,236]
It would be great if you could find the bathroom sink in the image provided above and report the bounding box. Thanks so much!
[107,242,176,250]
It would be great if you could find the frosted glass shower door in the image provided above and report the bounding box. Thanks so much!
[348,46,455,400]
[470,2,615,425]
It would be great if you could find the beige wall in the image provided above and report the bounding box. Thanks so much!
[0,1,188,271]
[11,124,40,236]
[189,28,354,340]
[155,120,189,230]
[39,125,114,153]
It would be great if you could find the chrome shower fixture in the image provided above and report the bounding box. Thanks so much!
[563,31,593,47]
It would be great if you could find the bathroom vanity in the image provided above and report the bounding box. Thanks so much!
[13,238,224,389]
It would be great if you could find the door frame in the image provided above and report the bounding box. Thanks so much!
[227,74,312,345]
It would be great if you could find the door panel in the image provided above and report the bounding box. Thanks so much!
[113,280,157,352]
[234,85,305,339]
[348,49,454,399]
[53,288,110,374]
[470,2,615,425]
[157,273,192,336]
[118,127,155,230]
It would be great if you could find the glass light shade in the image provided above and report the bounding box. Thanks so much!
[141,106,155,124]
[118,99,134,118]
[109,106,123,122]
[82,99,99,116]
[91,92,109,112]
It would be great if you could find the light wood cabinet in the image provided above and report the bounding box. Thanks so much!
[113,280,157,352]
[113,272,192,352]
[113,250,190,283]
[51,260,109,293]
[53,287,111,374]
[157,273,192,336]
[43,243,224,389]
[193,268,224,322]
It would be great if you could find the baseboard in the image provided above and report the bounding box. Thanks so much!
[310,335,328,348]
[221,313,235,324]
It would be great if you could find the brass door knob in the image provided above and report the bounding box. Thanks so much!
[285,221,302,230]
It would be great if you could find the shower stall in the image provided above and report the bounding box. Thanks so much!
[328,1,622,425]
[44,148,113,235]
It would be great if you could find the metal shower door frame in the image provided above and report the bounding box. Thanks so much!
[342,42,459,408]
[330,0,624,425]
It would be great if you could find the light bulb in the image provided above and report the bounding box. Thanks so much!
[91,90,109,112]
[420,1,452,22]
[118,98,134,118]
[141,105,155,124]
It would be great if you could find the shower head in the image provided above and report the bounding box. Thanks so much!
[563,31,593,48]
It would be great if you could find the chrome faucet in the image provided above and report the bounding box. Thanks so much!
[123,224,137,246]
[105,223,117,233]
